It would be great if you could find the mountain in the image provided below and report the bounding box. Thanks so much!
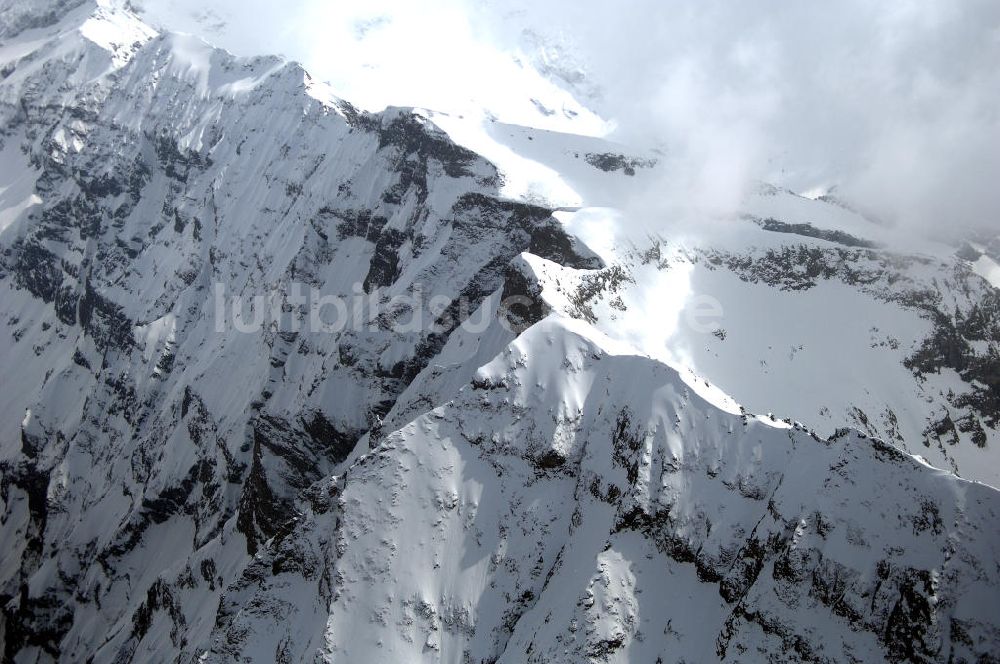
[0,1,998,662]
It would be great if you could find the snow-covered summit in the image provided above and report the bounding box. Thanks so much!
[208,317,1000,662]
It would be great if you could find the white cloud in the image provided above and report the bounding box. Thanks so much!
[136,0,1000,234]
[484,0,1000,232]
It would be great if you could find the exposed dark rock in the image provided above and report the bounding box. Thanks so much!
[752,216,879,248]
[152,132,205,183]
[301,410,358,465]
[584,152,656,176]
[13,241,64,304]
[236,434,290,556]
[378,113,479,179]
[528,219,603,270]
[884,569,938,663]
[335,99,380,131]
[129,579,187,651]
[324,207,387,242]
[498,264,549,333]
[78,278,133,351]
[534,449,566,469]
[569,265,634,323]
[363,228,408,292]
[1,583,73,661]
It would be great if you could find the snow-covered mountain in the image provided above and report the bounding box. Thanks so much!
[0,1,998,661]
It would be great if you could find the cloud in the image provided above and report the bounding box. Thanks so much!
[134,0,606,131]
[482,0,1000,233]
[136,0,1000,234]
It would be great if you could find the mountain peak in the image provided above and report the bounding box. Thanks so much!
[1,2,998,661]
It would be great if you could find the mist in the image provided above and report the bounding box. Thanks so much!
[135,0,1000,236]
[485,0,1000,235]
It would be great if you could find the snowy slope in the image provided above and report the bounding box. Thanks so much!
[130,0,610,137]
[0,1,998,662]
[422,110,1000,486]
[0,3,600,658]
[206,318,1000,662]
[541,190,1000,487]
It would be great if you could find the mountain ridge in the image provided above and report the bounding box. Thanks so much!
[0,2,998,661]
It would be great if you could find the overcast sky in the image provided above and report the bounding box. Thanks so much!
[137,0,1000,235]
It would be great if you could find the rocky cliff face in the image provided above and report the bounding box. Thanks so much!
[0,5,598,659]
[551,209,1000,482]
[219,318,999,663]
[0,2,998,662]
